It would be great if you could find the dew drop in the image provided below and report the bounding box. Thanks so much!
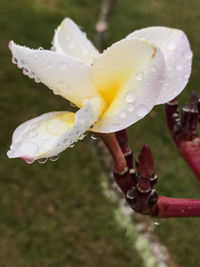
[119,110,126,119]
[70,102,76,107]
[26,158,35,164]
[151,65,156,72]
[136,71,144,81]
[176,64,183,71]
[184,50,192,59]
[34,77,40,83]
[23,69,29,76]
[167,42,176,51]
[125,92,136,103]
[37,158,48,164]
[49,154,59,162]
[12,57,18,64]
[136,105,149,117]
[127,104,134,112]
[153,220,160,226]
[38,47,44,50]
[69,143,75,148]
[8,40,13,49]
[91,134,97,140]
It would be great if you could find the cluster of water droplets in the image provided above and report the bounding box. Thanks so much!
[37,154,60,164]
[9,41,42,84]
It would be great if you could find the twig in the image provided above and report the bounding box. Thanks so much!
[94,0,116,52]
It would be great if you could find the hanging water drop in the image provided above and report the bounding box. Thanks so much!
[12,57,18,64]
[91,134,97,140]
[38,158,48,164]
[153,220,160,226]
[69,143,75,148]
[34,77,40,83]
[26,158,35,164]
[23,69,29,76]
[70,102,76,107]
[49,154,59,162]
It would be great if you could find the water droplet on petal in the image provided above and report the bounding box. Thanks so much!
[49,154,59,162]
[136,105,149,118]
[176,64,183,71]
[119,110,126,119]
[167,42,176,51]
[127,104,134,112]
[151,65,156,72]
[184,50,192,59]
[136,71,144,81]
[38,158,48,164]
[125,92,136,103]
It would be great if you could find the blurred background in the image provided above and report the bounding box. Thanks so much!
[0,0,200,266]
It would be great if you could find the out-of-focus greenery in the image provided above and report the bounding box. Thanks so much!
[0,0,200,266]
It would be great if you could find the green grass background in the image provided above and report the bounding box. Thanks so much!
[0,0,200,266]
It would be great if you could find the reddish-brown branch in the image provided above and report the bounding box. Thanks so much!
[155,196,200,217]
[97,133,126,172]
[116,129,134,169]
[178,140,200,180]
[97,132,135,193]
[165,99,200,181]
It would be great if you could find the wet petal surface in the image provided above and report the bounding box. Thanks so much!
[127,27,192,104]
[92,38,165,133]
[52,18,99,64]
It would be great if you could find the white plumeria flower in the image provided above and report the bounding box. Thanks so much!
[7,18,192,164]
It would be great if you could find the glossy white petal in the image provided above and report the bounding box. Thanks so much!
[127,27,192,104]
[7,103,99,163]
[91,38,165,133]
[52,18,99,64]
[9,41,104,109]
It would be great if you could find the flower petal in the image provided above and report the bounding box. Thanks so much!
[52,18,99,64]
[127,27,192,104]
[7,103,99,163]
[91,38,165,133]
[9,41,104,109]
